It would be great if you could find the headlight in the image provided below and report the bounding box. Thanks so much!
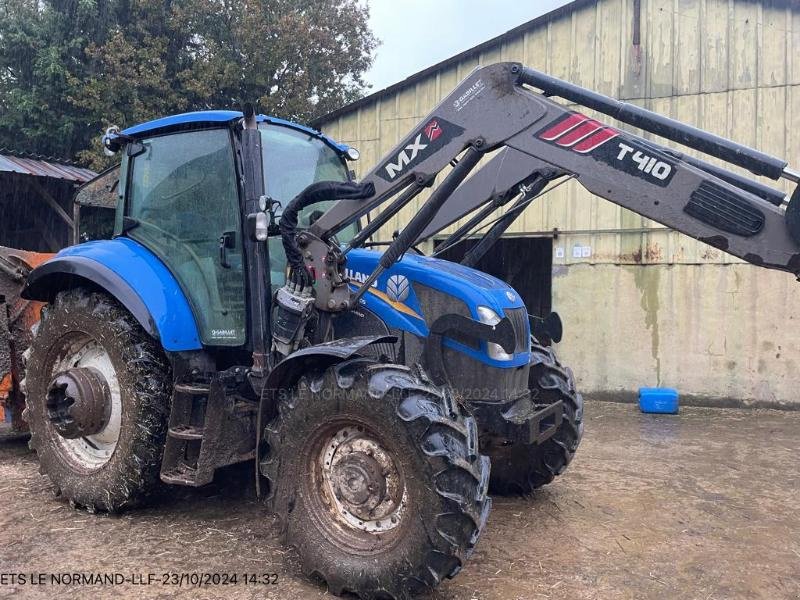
[476,305,501,326]
[476,306,514,361]
[486,342,514,361]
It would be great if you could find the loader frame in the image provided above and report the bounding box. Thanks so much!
[309,63,800,294]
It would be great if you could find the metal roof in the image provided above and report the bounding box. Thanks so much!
[0,151,96,183]
[121,110,350,153]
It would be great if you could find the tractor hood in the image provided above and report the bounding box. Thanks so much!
[345,248,529,366]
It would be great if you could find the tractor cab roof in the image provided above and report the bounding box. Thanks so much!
[120,110,350,154]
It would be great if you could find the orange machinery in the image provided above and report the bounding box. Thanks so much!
[0,247,52,431]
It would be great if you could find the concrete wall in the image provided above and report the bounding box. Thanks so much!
[554,261,800,408]
[317,0,800,406]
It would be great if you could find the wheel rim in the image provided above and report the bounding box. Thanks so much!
[305,421,408,551]
[47,333,121,471]
[321,425,407,533]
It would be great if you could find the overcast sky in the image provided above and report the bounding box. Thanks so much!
[364,0,574,91]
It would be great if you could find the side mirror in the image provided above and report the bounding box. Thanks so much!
[101,126,121,156]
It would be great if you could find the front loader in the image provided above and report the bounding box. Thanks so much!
[19,63,800,599]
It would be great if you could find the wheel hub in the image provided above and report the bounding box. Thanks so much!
[46,367,111,439]
[320,427,407,533]
[331,452,386,518]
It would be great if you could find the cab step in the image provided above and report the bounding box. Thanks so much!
[160,377,225,487]
[160,464,200,486]
[168,424,205,440]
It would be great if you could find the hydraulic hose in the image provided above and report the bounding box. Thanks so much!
[280,180,374,288]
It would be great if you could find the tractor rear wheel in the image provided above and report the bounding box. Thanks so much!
[261,359,491,599]
[23,288,172,511]
[484,339,584,495]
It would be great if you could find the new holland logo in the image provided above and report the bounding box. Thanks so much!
[386,274,411,302]
[537,112,619,153]
[378,117,464,182]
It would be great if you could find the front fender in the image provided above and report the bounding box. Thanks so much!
[264,335,397,392]
[22,238,201,352]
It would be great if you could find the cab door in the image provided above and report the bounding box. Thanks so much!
[120,128,246,346]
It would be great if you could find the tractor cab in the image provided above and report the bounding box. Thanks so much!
[109,111,356,347]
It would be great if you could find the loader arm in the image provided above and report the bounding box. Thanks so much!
[425,117,798,273]
[311,62,800,281]
[504,62,799,272]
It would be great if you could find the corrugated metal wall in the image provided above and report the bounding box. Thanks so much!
[320,0,799,266]
[317,0,800,406]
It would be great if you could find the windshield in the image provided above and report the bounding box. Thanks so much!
[259,124,357,286]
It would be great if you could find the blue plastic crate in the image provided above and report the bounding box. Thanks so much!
[639,387,679,414]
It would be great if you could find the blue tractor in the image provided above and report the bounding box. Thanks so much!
[21,62,800,599]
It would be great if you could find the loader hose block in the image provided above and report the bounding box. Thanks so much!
[280,181,374,287]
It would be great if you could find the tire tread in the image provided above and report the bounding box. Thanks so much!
[25,288,171,512]
[262,359,491,599]
[485,338,584,495]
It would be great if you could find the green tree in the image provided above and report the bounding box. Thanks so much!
[0,0,377,168]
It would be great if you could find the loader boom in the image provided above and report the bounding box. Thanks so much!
[312,62,800,279]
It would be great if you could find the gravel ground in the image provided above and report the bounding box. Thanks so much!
[1,401,799,599]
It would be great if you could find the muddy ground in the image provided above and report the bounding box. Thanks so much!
[1,401,798,600]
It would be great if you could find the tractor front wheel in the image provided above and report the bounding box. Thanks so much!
[23,288,172,511]
[261,359,491,599]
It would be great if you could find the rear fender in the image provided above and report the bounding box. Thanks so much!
[22,238,201,352]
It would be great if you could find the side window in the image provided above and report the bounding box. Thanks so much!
[125,129,246,346]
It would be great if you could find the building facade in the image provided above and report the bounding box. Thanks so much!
[314,0,800,407]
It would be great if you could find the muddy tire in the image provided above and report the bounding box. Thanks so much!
[485,339,584,495]
[23,288,172,511]
[261,358,491,599]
